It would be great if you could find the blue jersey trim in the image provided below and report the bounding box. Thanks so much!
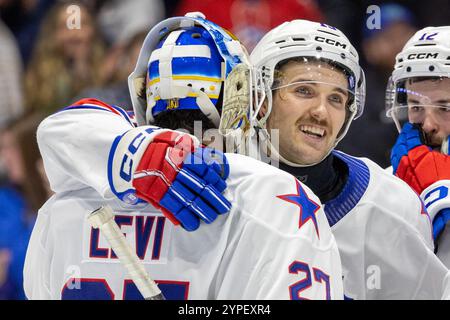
[111,104,135,127]
[107,132,138,204]
[60,104,135,127]
[324,151,370,227]
[107,127,160,205]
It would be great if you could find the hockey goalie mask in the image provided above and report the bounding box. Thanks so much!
[128,12,250,127]
[249,20,366,166]
[386,26,450,148]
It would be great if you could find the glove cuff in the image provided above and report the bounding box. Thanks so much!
[107,126,200,204]
[421,180,450,222]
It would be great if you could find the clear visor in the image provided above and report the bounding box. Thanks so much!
[272,57,357,90]
[254,57,360,126]
[387,76,450,132]
[272,80,355,112]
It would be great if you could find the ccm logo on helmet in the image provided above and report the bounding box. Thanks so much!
[407,52,439,60]
[314,36,347,49]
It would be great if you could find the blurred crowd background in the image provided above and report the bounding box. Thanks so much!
[0,0,449,299]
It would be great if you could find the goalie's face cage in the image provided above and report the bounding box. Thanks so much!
[387,76,450,148]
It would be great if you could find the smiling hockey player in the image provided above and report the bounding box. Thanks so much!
[219,19,450,299]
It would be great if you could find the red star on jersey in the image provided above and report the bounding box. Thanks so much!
[277,179,321,238]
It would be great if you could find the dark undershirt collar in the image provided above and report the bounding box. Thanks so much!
[279,153,349,203]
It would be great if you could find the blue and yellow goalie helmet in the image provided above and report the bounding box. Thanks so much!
[129,12,249,127]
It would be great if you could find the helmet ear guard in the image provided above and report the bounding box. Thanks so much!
[128,12,250,127]
[335,66,366,145]
[384,76,401,130]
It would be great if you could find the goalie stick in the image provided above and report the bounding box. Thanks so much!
[88,205,165,300]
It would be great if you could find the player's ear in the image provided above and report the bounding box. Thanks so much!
[259,99,269,118]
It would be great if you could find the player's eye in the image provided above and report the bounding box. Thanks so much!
[294,85,314,97]
[437,105,450,120]
[438,105,450,112]
[410,105,424,113]
[328,93,346,108]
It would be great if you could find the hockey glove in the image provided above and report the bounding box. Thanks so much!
[391,123,450,241]
[391,122,450,195]
[421,181,450,241]
[109,127,231,231]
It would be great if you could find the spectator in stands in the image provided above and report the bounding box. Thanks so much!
[0,18,24,130]
[175,0,323,51]
[75,30,148,111]
[24,1,106,114]
[0,113,50,299]
[0,0,55,65]
[95,0,164,47]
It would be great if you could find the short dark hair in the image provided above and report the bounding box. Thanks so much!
[153,109,217,135]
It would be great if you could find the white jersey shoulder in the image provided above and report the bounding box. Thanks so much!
[329,151,447,300]
[362,156,433,246]
[386,166,450,270]
[36,99,135,197]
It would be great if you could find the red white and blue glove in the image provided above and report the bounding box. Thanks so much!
[108,127,231,231]
[391,122,450,194]
[391,122,450,240]
[421,181,450,241]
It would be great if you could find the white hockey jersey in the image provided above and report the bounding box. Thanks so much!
[385,166,450,271]
[24,100,343,300]
[436,224,450,269]
[323,152,450,299]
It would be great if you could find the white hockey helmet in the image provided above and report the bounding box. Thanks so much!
[386,26,450,132]
[249,19,366,166]
[128,12,249,127]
